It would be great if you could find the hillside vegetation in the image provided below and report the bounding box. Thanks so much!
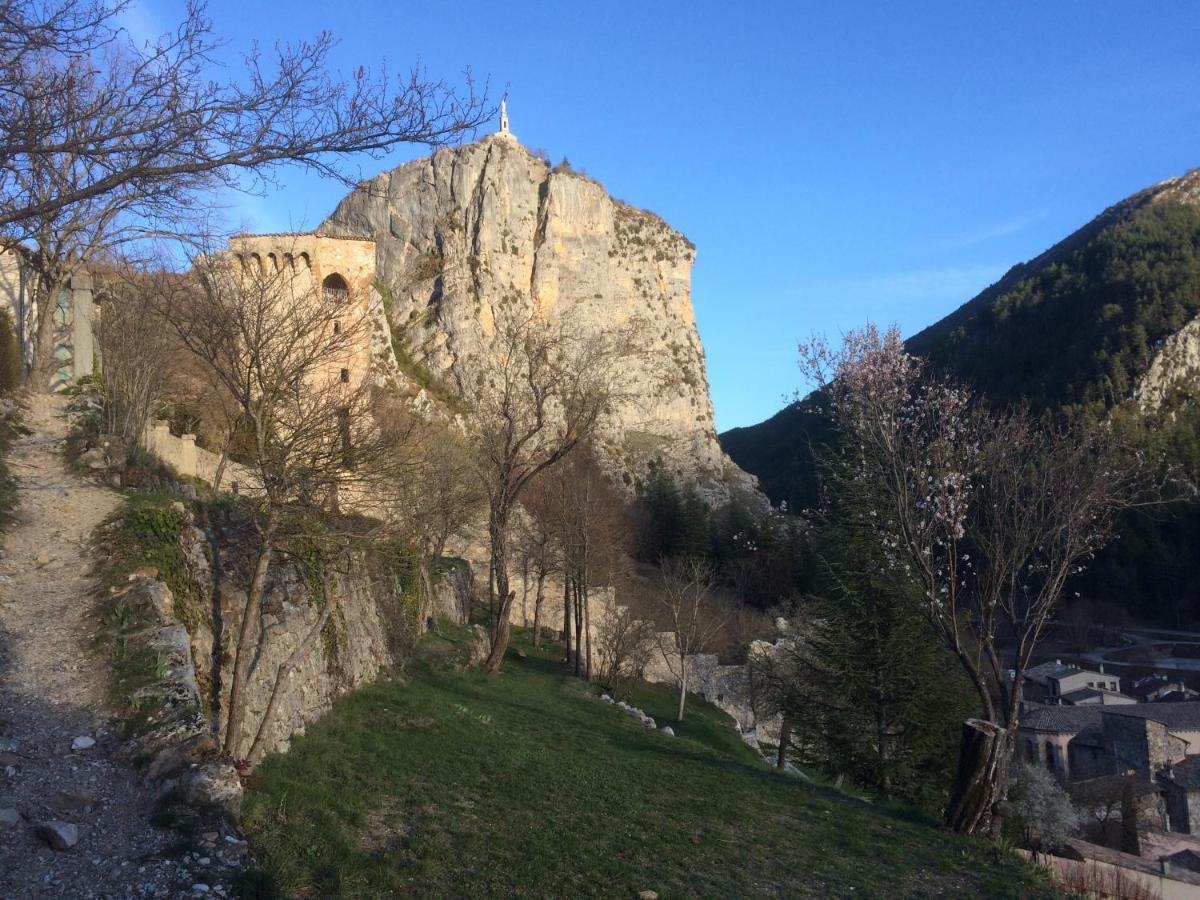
[238,629,1054,899]
[909,200,1200,417]
[723,182,1200,624]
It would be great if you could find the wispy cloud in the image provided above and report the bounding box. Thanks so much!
[930,208,1050,252]
[799,264,1007,308]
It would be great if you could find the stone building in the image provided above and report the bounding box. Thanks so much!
[227,233,379,390]
[1018,702,1200,784]
[1024,660,1129,706]
[1021,703,1200,839]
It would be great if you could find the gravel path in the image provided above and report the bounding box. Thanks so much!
[0,395,224,898]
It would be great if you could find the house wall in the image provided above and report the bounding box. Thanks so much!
[1104,715,1177,773]
[1164,781,1194,834]
[1021,730,1075,782]
[1070,740,1118,782]
[1057,670,1120,695]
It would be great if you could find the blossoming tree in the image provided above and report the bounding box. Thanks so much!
[799,325,1148,836]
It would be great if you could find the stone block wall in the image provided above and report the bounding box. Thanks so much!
[142,419,257,493]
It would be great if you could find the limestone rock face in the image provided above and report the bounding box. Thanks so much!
[320,134,756,500]
[1137,313,1200,411]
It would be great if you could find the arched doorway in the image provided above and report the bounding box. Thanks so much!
[322,273,349,305]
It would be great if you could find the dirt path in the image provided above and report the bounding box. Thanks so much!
[0,395,211,898]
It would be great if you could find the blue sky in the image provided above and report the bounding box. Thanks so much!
[136,1,1200,430]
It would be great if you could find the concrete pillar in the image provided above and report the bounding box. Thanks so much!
[180,434,197,477]
[150,420,170,456]
[69,269,94,380]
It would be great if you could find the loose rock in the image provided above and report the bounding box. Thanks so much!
[0,807,19,828]
[70,735,96,751]
[35,820,79,851]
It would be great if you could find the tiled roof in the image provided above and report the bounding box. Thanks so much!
[1103,703,1200,731]
[1060,687,1135,705]
[1021,705,1104,733]
[1025,661,1080,683]
[1020,701,1200,734]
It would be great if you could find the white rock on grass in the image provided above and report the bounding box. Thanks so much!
[600,694,613,703]
[661,726,675,737]
[70,736,95,751]
[36,820,79,851]
[641,718,656,729]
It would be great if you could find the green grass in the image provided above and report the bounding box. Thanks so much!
[89,492,204,733]
[239,631,1057,899]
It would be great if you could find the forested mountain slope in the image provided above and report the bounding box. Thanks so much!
[722,168,1200,623]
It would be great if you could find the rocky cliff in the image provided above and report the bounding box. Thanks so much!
[319,132,755,500]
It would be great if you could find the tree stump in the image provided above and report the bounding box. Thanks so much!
[945,718,1009,836]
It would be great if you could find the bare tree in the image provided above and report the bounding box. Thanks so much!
[545,444,628,679]
[516,474,560,647]
[469,312,628,673]
[156,249,408,759]
[386,411,483,626]
[91,259,176,444]
[655,557,728,722]
[1,0,490,384]
[594,603,656,702]
[799,325,1149,836]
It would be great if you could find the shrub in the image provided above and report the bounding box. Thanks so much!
[1009,763,1080,852]
[0,307,21,392]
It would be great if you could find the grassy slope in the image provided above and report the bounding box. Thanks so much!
[240,631,1054,899]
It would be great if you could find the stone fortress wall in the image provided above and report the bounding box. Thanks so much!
[141,407,783,750]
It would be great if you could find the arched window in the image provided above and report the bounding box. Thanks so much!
[322,273,349,305]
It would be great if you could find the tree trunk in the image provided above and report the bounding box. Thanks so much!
[30,277,63,391]
[532,572,546,647]
[519,555,530,627]
[776,715,790,769]
[246,588,340,766]
[223,538,274,756]
[572,578,584,678]
[944,718,1012,836]
[483,589,515,673]
[583,583,592,682]
[483,501,513,673]
[562,577,572,661]
[677,660,688,722]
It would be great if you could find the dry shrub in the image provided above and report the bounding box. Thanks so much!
[595,605,656,701]
[1054,857,1160,900]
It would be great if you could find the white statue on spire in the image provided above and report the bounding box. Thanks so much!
[499,96,510,134]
